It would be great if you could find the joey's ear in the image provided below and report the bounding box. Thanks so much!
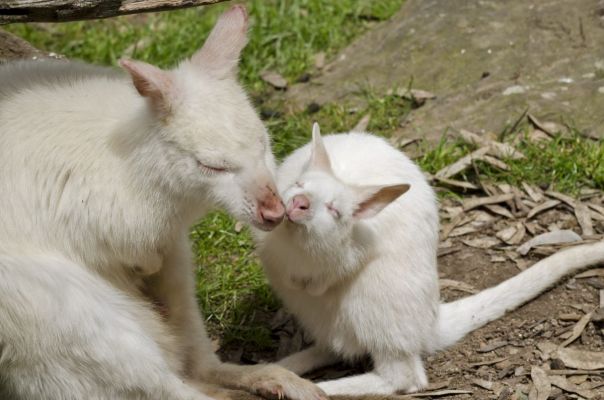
[119,59,173,116]
[353,183,410,219]
[309,122,333,173]
[190,5,249,78]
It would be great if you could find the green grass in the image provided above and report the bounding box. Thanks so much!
[191,213,278,349]
[6,0,403,93]
[416,129,604,195]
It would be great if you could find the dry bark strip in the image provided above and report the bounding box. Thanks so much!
[559,311,594,347]
[545,190,595,235]
[526,200,561,219]
[548,375,596,399]
[517,230,582,255]
[439,279,478,294]
[0,0,229,23]
[522,182,545,202]
[432,176,480,190]
[463,193,515,212]
[529,366,551,400]
[399,389,473,398]
[457,129,525,159]
[435,147,490,179]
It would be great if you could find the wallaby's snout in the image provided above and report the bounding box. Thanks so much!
[257,184,285,230]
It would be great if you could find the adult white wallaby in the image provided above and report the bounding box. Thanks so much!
[256,123,604,396]
[0,6,325,400]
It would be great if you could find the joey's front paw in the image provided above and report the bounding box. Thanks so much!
[249,365,327,400]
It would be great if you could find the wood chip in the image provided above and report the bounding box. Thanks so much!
[485,204,515,219]
[529,129,552,142]
[478,340,509,353]
[468,356,509,367]
[527,200,561,219]
[575,202,595,236]
[260,70,287,89]
[438,246,462,258]
[462,237,501,249]
[530,366,551,400]
[559,311,593,347]
[425,380,452,391]
[556,347,604,370]
[439,279,478,294]
[517,230,582,255]
[472,378,503,395]
[481,155,510,171]
[496,222,526,245]
[548,369,604,376]
[558,312,583,321]
[528,113,560,137]
[352,114,371,132]
[435,147,490,179]
[575,269,604,279]
[397,137,420,149]
[472,378,495,390]
[489,141,525,160]
[548,375,596,399]
[588,202,604,219]
[399,389,473,398]
[449,226,479,237]
[549,190,600,236]
[522,182,545,202]
[600,289,604,309]
[463,193,515,212]
[440,213,470,240]
[398,89,437,105]
[433,176,480,190]
[457,129,525,159]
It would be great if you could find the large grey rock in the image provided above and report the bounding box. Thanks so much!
[286,0,604,140]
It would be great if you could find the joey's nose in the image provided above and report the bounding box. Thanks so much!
[286,194,310,222]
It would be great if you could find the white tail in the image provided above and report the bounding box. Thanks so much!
[434,241,604,350]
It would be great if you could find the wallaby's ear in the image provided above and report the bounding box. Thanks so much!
[353,183,410,219]
[309,122,333,173]
[190,5,249,78]
[119,59,173,116]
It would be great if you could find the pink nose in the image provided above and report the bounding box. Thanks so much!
[259,203,285,227]
[257,185,285,230]
[286,194,310,221]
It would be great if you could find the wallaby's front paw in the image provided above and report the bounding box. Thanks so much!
[248,365,327,400]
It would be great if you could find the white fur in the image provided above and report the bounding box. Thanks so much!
[0,6,324,400]
[256,127,604,396]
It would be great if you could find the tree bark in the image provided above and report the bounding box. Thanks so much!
[0,0,230,24]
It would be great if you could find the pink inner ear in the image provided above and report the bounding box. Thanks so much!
[119,59,173,116]
[353,184,410,219]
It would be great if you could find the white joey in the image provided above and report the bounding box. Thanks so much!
[256,123,604,396]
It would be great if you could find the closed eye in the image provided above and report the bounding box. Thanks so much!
[326,202,341,219]
[197,160,230,174]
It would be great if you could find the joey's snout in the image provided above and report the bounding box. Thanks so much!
[256,184,285,230]
[286,194,310,222]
